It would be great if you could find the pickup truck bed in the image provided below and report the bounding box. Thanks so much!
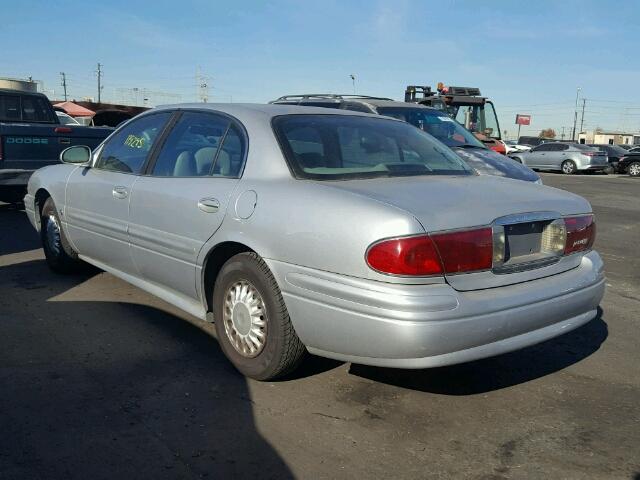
[0,89,113,203]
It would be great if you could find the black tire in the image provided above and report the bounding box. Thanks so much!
[561,160,577,175]
[40,197,81,273]
[213,252,306,380]
[628,162,640,177]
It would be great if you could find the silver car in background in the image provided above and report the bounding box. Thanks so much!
[510,142,609,174]
[24,104,604,380]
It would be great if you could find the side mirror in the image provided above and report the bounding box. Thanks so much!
[60,145,92,166]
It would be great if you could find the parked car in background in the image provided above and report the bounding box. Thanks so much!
[504,140,532,155]
[510,142,609,174]
[626,146,640,153]
[24,103,604,380]
[55,111,81,125]
[616,153,640,177]
[271,95,541,183]
[587,144,629,173]
[0,89,113,203]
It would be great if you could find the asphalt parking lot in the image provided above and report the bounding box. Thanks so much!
[1,173,638,480]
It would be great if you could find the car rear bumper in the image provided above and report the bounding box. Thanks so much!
[267,251,605,368]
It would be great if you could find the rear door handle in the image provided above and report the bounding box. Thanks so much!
[198,197,220,213]
[112,186,129,199]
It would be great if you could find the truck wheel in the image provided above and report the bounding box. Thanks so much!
[213,252,306,380]
[41,197,81,273]
[0,187,27,204]
[628,162,640,177]
[561,160,577,175]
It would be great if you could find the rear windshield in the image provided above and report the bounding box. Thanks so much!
[273,114,473,180]
[376,107,485,149]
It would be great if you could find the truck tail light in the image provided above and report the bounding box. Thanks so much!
[564,215,595,255]
[366,227,493,276]
[54,127,73,134]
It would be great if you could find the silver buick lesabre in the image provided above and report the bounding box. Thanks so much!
[24,104,605,380]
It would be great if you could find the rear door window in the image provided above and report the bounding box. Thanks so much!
[151,112,229,177]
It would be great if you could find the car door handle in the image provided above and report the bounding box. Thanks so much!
[112,186,129,199]
[198,197,220,213]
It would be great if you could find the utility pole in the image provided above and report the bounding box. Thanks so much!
[571,87,581,141]
[579,98,586,138]
[96,63,103,103]
[59,72,67,101]
[349,74,356,94]
[196,67,210,103]
[561,126,566,140]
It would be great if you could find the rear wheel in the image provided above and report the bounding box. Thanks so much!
[213,252,306,380]
[628,162,640,177]
[561,160,577,175]
[41,197,81,273]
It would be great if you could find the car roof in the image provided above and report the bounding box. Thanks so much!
[152,102,394,120]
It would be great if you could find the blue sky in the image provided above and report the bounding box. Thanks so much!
[2,0,638,138]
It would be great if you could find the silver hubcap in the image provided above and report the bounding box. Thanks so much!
[223,280,267,358]
[630,164,640,176]
[45,214,62,255]
[563,162,574,174]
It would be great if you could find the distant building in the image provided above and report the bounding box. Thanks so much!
[578,130,639,145]
[0,77,38,92]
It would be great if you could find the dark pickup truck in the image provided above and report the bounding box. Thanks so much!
[0,89,113,203]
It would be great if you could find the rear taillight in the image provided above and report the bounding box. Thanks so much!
[367,217,594,277]
[366,235,443,276]
[366,227,492,276]
[431,228,493,273]
[564,215,595,255]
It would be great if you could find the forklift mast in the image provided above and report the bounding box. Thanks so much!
[404,83,505,152]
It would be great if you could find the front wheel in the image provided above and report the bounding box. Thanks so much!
[213,252,306,380]
[561,160,577,175]
[629,162,640,177]
[41,197,82,273]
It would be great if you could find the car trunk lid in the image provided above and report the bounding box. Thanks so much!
[326,175,592,290]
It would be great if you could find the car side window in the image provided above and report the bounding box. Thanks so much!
[557,144,569,151]
[95,112,172,174]
[342,103,372,113]
[532,144,550,152]
[214,123,246,178]
[151,112,230,177]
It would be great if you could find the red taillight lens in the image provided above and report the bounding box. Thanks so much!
[366,227,493,276]
[54,127,73,134]
[564,215,595,255]
[431,227,493,273]
[366,235,443,276]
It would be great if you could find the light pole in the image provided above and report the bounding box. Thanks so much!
[571,87,581,141]
[349,74,356,94]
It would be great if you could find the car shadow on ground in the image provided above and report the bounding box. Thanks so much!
[0,203,41,256]
[349,308,607,395]
[0,259,294,480]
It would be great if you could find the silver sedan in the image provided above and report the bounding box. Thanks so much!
[24,104,605,380]
[510,142,609,174]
